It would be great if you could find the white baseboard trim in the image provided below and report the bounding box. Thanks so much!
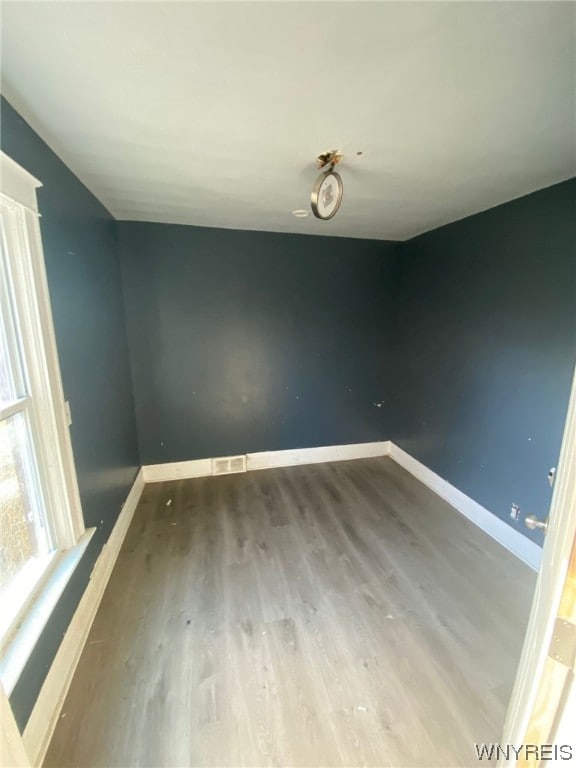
[142,458,212,483]
[388,442,542,572]
[247,441,392,470]
[22,468,145,768]
[143,441,391,483]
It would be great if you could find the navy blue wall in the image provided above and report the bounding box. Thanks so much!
[2,94,574,730]
[118,223,398,464]
[1,97,140,728]
[392,179,576,543]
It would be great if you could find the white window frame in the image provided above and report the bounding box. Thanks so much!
[0,151,93,694]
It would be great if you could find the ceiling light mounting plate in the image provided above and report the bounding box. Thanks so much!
[316,149,343,170]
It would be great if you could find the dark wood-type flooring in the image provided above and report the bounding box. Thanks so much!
[44,457,536,767]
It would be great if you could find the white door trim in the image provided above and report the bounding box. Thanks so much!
[500,364,576,762]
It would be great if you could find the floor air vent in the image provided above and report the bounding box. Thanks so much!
[212,455,247,475]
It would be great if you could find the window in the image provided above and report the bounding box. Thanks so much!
[0,152,92,693]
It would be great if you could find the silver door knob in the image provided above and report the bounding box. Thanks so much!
[525,514,549,533]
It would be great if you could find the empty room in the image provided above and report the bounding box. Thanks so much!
[1,2,575,767]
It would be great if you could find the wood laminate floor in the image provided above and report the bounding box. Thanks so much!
[44,458,536,768]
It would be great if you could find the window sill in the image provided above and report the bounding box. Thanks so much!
[0,527,95,695]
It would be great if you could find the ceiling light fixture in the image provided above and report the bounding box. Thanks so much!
[311,150,344,220]
[292,209,308,218]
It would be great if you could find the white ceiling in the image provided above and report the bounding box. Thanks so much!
[2,1,574,240]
